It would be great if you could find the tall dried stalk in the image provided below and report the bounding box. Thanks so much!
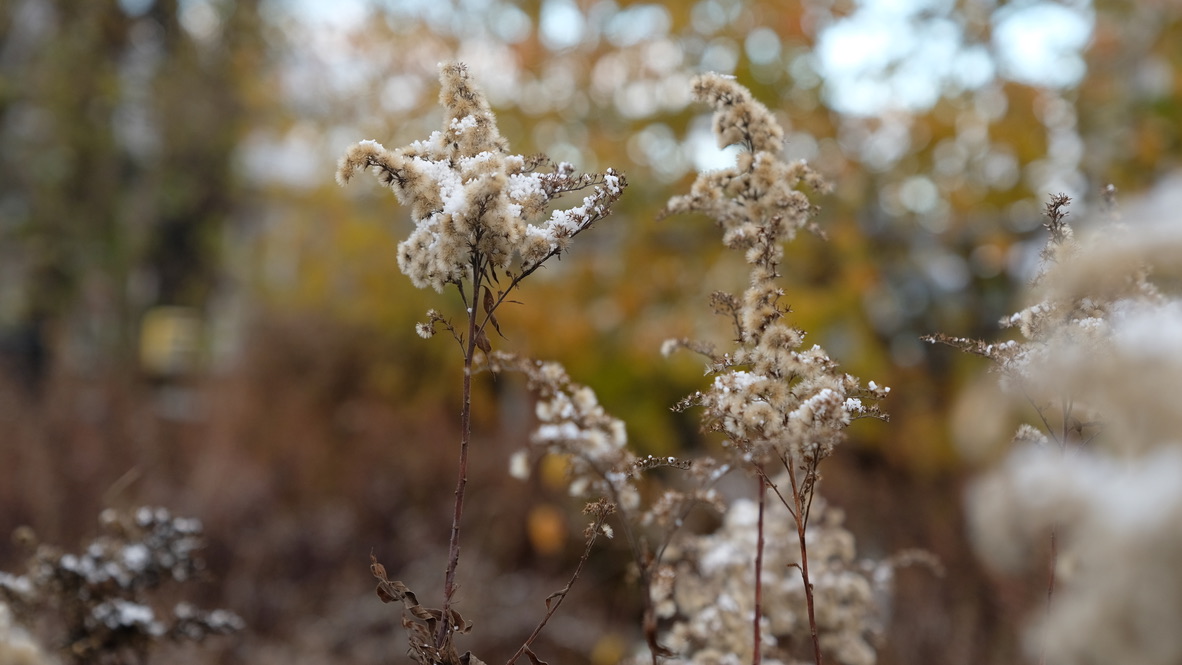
[662,74,887,665]
[337,62,624,664]
[753,476,766,665]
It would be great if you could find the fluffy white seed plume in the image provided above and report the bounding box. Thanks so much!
[654,73,894,665]
[337,63,626,293]
[966,197,1182,665]
[662,73,886,468]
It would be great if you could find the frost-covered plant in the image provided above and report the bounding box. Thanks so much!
[493,349,730,662]
[657,74,891,665]
[938,190,1182,664]
[491,351,640,515]
[970,444,1182,665]
[0,507,242,664]
[341,64,911,665]
[924,192,1167,661]
[337,63,626,665]
[924,193,1159,451]
[337,64,625,295]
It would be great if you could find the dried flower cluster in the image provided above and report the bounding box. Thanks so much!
[656,74,892,665]
[662,74,888,472]
[342,65,904,665]
[661,76,825,251]
[493,354,745,664]
[971,444,1182,665]
[339,63,629,665]
[650,491,890,665]
[925,193,1161,442]
[0,507,242,664]
[491,351,639,514]
[337,63,626,293]
[938,191,1182,664]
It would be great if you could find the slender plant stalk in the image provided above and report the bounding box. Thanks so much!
[437,257,483,647]
[786,460,823,665]
[795,515,823,665]
[338,64,628,664]
[1033,399,1072,664]
[1036,401,1071,664]
[1038,526,1059,665]
[753,475,766,665]
[505,513,606,665]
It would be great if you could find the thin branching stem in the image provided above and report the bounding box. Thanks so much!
[437,254,484,647]
[576,456,644,574]
[1032,395,1073,665]
[785,455,823,665]
[801,456,820,529]
[505,514,606,665]
[753,474,766,665]
[1061,397,1073,447]
[1023,389,1060,446]
[478,206,614,326]
[588,459,668,665]
[653,465,732,565]
[1038,525,1059,665]
[758,461,797,523]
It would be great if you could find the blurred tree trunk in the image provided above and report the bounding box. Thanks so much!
[0,0,264,388]
[144,0,261,310]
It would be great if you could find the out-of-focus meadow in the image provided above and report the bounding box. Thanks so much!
[1,1,1180,663]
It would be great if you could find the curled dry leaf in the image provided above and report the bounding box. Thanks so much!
[483,287,504,338]
[475,328,492,353]
[522,645,549,665]
[370,553,476,665]
[544,590,565,613]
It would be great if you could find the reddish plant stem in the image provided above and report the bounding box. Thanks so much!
[1038,526,1058,665]
[796,515,823,665]
[506,515,605,665]
[786,462,823,665]
[437,262,482,648]
[1038,404,1069,665]
[753,475,766,665]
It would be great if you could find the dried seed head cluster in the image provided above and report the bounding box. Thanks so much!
[337,62,626,293]
[0,507,242,664]
[957,193,1182,664]
[971,445,1182,665]
[662,73,887,471]
[650,493,889,665]
[925,193,1163,449]
[344,64,632,665]
[490,351,640,511]
[657,74,895,665]
[663,75,827,262]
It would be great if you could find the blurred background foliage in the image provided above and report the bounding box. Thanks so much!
[1,0,1180,663]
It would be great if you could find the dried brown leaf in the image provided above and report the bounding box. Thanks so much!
[543,590,565,612]
[483,287,504,338]
[523,646,549,665]
[475,328,492,353]
[644,610,676,658]
[449,608,473,634]
[371,555,388,580]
